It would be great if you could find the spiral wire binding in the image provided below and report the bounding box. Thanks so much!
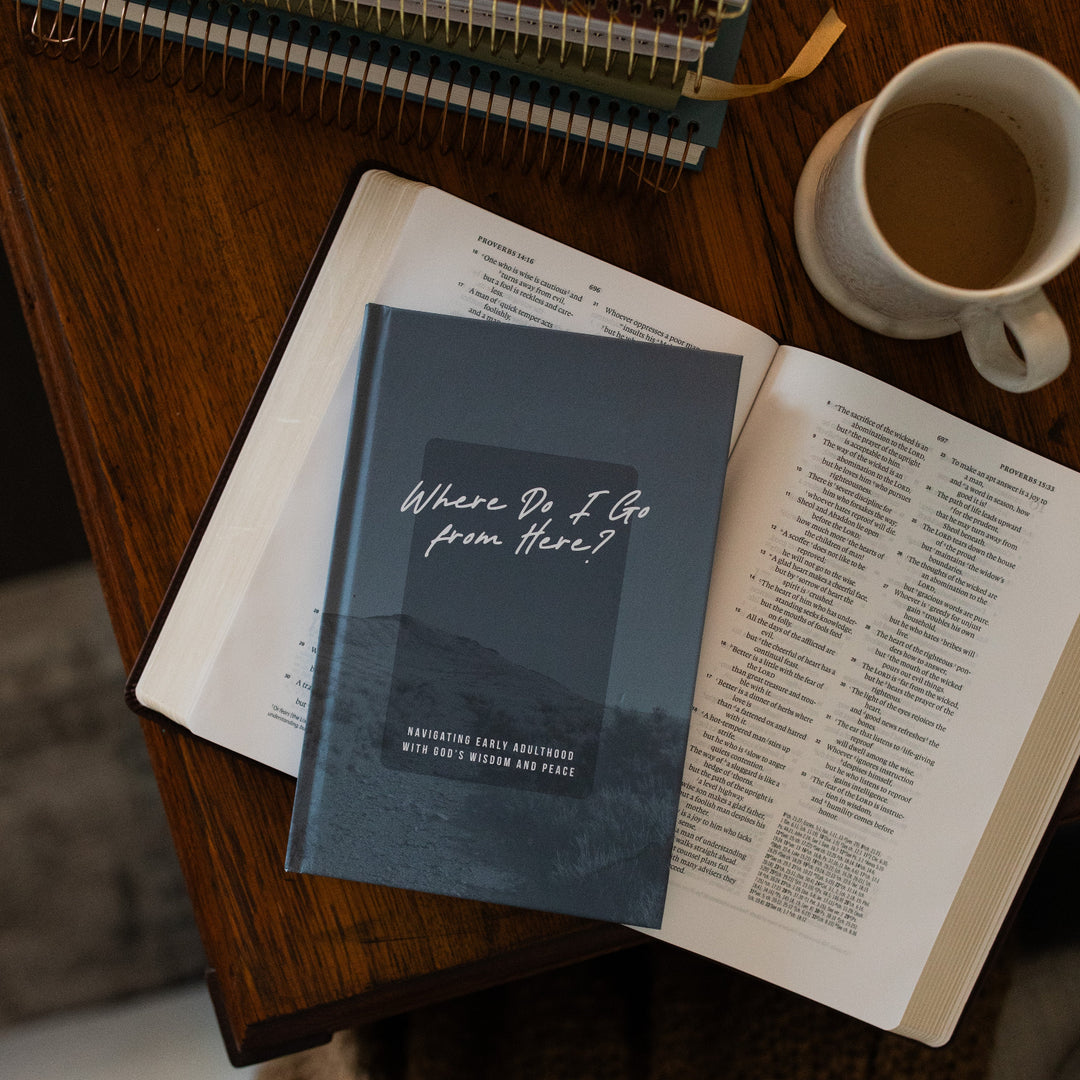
[253,0,742,82]
[16,0,746,191]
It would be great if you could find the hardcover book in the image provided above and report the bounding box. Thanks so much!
[284,305,743,928]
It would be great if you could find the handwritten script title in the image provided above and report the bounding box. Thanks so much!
[400,481,649,560]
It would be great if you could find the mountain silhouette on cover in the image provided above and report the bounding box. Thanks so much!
[303,612,689,925]
[316,612,612,793]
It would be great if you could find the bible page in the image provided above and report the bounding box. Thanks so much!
[649,345,1080,1032]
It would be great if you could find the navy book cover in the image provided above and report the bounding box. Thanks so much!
[285,305,742,927]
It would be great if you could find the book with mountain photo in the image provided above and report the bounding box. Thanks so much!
[284,304,744,928]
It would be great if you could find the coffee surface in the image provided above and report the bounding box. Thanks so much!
[865,102,1037,289]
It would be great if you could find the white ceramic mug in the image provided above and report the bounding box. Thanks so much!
[794,44,1080,392]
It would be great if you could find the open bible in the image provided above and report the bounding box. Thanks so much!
[127,167,1080,1045]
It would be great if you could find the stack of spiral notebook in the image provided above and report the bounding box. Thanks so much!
[18,0,754,181]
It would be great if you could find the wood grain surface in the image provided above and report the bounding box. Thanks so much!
[2,0,1079,1064]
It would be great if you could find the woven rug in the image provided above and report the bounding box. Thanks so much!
[0,563,204,1026]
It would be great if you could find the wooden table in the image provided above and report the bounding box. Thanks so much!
[3,0,1079,1065]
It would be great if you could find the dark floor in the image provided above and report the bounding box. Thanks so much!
[0,250,90,584]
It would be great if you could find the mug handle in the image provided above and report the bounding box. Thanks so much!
[960,290,1070,393]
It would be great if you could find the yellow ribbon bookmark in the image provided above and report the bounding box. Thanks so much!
[683,7,846,101]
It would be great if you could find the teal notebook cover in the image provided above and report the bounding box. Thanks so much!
[285,306,742,927]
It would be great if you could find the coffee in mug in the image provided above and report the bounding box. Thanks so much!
[794,44,1080,392]
[864,102,1037,290]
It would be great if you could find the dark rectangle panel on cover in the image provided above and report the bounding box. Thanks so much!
[383,438,638,797]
